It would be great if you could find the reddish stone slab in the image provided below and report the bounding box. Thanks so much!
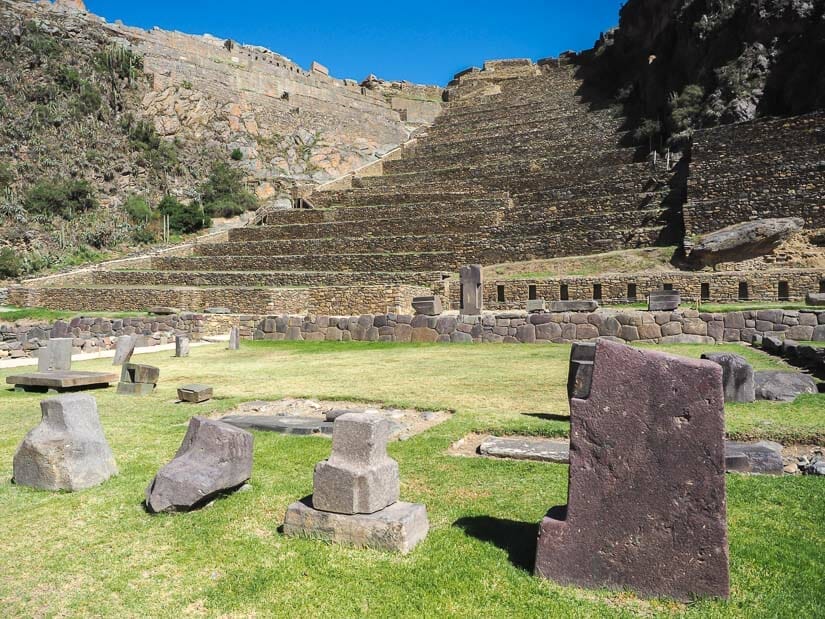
[535,339,729,601]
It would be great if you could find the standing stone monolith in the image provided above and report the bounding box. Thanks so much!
[37,338,73,372]
[459,264,483,315]
[228,327,240,350]
[145,417,253,513]
[175,335,190,358]
[112,335,136,366]
[283,413,429,553]
[535,339,729,601]
[12,394,117,491]
[701,352,756,403]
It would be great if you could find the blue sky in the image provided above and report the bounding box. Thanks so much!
[84,1,626,85]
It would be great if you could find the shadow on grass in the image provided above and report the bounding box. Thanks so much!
[453,515,538,572]
[522,412,569,422]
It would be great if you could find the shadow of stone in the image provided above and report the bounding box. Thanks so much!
[521,412,569,422]
[453,515,538,572]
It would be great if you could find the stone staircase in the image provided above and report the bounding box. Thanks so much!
[10,59,679,314]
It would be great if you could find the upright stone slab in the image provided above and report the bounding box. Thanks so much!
[526,299,547,313]
[701,352,756,403]
[648,290,681,311]
[175,335,190,358]
[145,417,253,513]
[12,394,117,491]
[112,335,136,366]
[313,413,399,514]
[228,327,240,350]
[535,339,729,601]
[459,264,483,315]
[37,338,73,372]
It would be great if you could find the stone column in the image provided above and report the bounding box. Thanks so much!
[459,264,483,315]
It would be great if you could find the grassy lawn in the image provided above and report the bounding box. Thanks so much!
[0,341,823,617]
[0,307,148,322]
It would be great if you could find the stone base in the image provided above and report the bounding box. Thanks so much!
[7,371,117,393]
[117,382,156,396]
[283,497,429,553]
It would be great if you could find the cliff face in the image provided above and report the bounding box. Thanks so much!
[582,0,825,138]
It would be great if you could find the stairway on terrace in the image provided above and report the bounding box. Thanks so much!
[10,58,679,314]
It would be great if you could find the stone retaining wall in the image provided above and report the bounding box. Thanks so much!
[4,308,823,361]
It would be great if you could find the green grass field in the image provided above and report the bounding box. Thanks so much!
[0,341,823,617]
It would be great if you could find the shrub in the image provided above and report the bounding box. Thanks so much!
[76,83,102,115]
[21,25,60,59]
[0,247,22,278]
[205,198,245,218]
[669,84,704,133]
[132,227,157,244]
[200,161,258,214]
[95,45,144,83]
[0,162,14,189]
[56,66,82,91]
[126,119,179,171]
[123,194,152,222]
[24,179,98,219]
[158,196,210,234]
[231,148,243,161]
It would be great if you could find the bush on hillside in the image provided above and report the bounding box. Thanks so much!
[158,196,210,234]
[200,161,257,217]
[0,247,22,278]
[24,179,98,219]
[123,194,152,223]
[231,148,243,161]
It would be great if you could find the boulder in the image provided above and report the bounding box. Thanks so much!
[754,371,818,401]
[145,417,253,513]
[725,441,783,475]
[526,299,547,313]
[13,394,117,491]
[411,296,443,316]
[688,218,804,267]
[701,352,755,403]
[806,293,825,307]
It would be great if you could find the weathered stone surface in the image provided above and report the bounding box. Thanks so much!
[148,306,179,315]
[526,299,547,313]
[535,340,729,601]
[411,296,443,316]
[177,384,213,403]
[228,327,240,350]
[648,290,681,311]
[6,371,118,393]
[479,437,569,463]
[806,293,825,307]
[145,417,253,513]
[313,412,399,514]
[112,335,136,366]
[549,300,598,312]
[205,307,232,314]
[37,338,73,372]
[459,264,483,315]
[660,334,715,344]
[12,394,117,491]
[120,363,159,385]
[701,353,755,403]
[221,415,333,435]
[283,498,428,553]
[725,441,783,475]
[689,218,804,267]
[754,371,818,401]
[175,335,190,358]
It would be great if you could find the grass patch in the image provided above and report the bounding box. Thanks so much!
[0,307,148,322]
[601,302,819,313]
[0,341,822,616]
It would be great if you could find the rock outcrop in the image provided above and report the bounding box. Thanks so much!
[688,218,805,267]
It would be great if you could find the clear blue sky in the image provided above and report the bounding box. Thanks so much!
[84,0,626,86]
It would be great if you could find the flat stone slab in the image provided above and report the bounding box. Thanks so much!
[478,437,569,463]
[549,300,599,312]
[725,441,784,475]
[221,415,334,435]
[754,371,818,401]
[6,371,117,392]
[177,384,213,403]
[283,497,429,553]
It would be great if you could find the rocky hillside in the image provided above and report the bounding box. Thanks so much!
[0,0,439,280]
[579,0,825,144]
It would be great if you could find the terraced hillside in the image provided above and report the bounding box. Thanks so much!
[10,58,682,313]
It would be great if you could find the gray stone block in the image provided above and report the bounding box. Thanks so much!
[116,382,156,396]
[177,384,213,403]
[526,299,547,313]
[228,327,240,350]
[112,335,136,366]
[120,363,160,385]
[648,290,681,312]
[175,335,190,358]
[13,394,117,491]
[37,338,73,372]
[145,417,253,513]
[312,413,399,515]
[459,264,483,315]
[411,296,443,316]
[479,437,569,463]
[701,353,755,403]
[754,371,818,401]
[222,415,333,435]
[806,293,825,307]
[283,498,428,554]
[725,441,783,475]
[549,300,599,312]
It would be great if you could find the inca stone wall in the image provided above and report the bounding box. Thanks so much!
[4,308,823,361]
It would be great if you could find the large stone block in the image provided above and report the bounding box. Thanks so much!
[459,264,483,315]
[177,384,213,403]
[112,335,136,366]
[175,335,190,358]
[13,394,117,491]
[228,327,240,350]
[145,417,253,513]
[754,371,818,401]
[283,498,428,554]
[549,300,598,312]
[312,412,399,515]
[806,293,825,307]
[648,290,680,311]
[701,352,755,403]
[535,340,729,601]
[37,338,73,372]
[411,296,443,316]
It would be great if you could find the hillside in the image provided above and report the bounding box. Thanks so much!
[0,0,440,280]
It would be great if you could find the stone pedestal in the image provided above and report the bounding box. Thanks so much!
[535,339,729,601]
[175,335,190,358]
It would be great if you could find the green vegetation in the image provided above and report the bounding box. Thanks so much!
[0,341,821,616]
[95,45,144,84]
[0,162,14,189]
[123,195,152,223]
[23,179,98,219]
[668,84,704,136]
[0,247,22,278]
[0,307,146,322]
[231,147,244,161]
[20,22,61,60]
[122,115,179,172]
[158,195,211,234]
[200,161,258,218]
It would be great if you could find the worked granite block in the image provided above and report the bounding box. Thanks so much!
[648,290,681,311]
[459,264,483,315]
[177,384,213,403]
[535,339,729,601]
[701,352,755,403]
